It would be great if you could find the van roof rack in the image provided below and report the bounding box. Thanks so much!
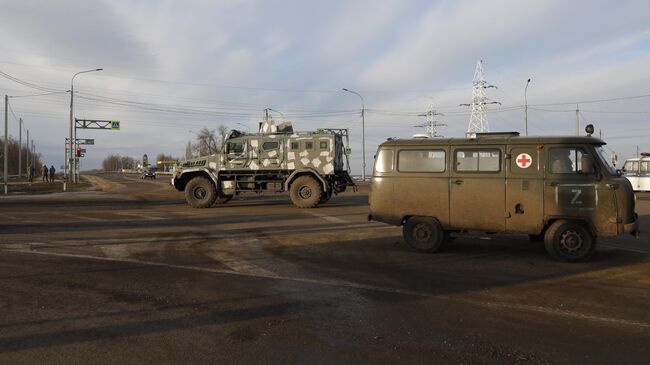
[466,131,520,139]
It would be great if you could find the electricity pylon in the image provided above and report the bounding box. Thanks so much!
[460,60,500,136]
[415,100,446,137]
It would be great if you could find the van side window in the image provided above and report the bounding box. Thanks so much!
[456,149,500,172]
[375,149,393,173]
[642,162,649,173]
[549,148,584,174]
[398,150,445,172]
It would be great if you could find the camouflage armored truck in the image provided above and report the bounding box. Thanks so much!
[172,121,356,208]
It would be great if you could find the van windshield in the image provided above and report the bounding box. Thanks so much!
[595,146,617,175]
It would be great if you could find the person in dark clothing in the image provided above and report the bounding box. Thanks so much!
[28,165,34,183]
[49,165,56,182]
[42,165,49,182]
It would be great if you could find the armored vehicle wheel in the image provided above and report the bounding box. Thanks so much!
[185,177,217,208]
[214,195,233,205]
[544,220,596,262]
[403,217,444,253]
[290,175,322,208]
[319,189,333,204]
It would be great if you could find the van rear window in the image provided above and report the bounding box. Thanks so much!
[456,149,500,172]
[398,150,446,172]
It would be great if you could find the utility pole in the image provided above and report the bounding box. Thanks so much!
[461,60,500,136]
[342,88,366,180]
[4,95,7,194]
[576,104,580,135]
[18,118,22,178]
[524,78,531,136]
[26,129,29,175]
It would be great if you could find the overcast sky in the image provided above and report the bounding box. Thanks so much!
[1,0,649,173]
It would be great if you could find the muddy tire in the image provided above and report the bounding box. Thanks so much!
[290,175,322,208]
[214,195,233,205]
[403,217,444,253]
[544,220,596,262]
[185,177,217,208]
[319,189,333,204]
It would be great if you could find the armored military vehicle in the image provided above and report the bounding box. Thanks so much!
[369,126,639,262]
[172,121,356,208]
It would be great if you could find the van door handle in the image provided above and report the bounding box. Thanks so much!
[453,179,464,185]
[545,182,558,187]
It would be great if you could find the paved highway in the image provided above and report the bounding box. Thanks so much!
[1,173,649,364]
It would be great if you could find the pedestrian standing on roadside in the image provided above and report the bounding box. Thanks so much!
[28,164,34,183]
[42,164,49,182]
[49,165,56,182]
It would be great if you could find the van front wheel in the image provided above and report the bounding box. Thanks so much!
[544,220,596,262]
[403,217,444,253]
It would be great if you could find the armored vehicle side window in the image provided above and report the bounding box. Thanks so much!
[227,142,245,154]
[398,150,445,172]
[291,142,299,150]
[549,148,584,174]
[456,149,500,172]
[305,141,313,150]
[375,149,393,173]
[262,141,279,150]
[320,141,328,150]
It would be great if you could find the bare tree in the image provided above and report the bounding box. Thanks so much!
[217,125,229,149]
[185,141,194,160]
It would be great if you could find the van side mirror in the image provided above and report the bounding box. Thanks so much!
[581,154,595,174]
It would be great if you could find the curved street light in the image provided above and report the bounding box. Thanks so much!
[69,68,102,183]
[342,88,366,180]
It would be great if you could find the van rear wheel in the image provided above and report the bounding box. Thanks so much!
[403,217,444,253]
[544,220,596,262]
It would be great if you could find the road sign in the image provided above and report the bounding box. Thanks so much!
[111,121,120,130]
[344,147,352,156]
[78,139,95,145]
[80,153,85,157]
[80,148,87,153]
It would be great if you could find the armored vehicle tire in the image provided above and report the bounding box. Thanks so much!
[544,220,596,262]
[214,195,233,205]
[290,175,323,208]
[185,177,217,208]
[319,189,333,204]
[403,217,444,253]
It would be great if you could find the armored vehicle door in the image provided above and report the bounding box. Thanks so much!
[225,139,248,170]
[505,145,544,233]
[450,146,506,231]
[258,138,283,169]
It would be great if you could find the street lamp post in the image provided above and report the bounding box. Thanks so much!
[342,88,366,180]
[524,78,531,136]
[69,68,102,183]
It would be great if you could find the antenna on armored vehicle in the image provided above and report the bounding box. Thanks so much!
[460,60,500,137]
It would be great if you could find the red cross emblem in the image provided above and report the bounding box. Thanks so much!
[516,153,532,169]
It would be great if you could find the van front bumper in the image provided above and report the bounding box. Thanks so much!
[623,213,640,239]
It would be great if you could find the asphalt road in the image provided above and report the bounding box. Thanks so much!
[1,173,649,364]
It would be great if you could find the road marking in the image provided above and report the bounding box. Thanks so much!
[5,248,650,329]
[113,212,164,221]
[303,211,348,223]
[61,214,106,222]
[600,243,650,255]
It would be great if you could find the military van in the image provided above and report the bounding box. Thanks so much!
[368,127,639,262]
[172,121,355,208]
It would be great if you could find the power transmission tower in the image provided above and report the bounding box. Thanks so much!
[460,60,500,136]
[415,100,446,137]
